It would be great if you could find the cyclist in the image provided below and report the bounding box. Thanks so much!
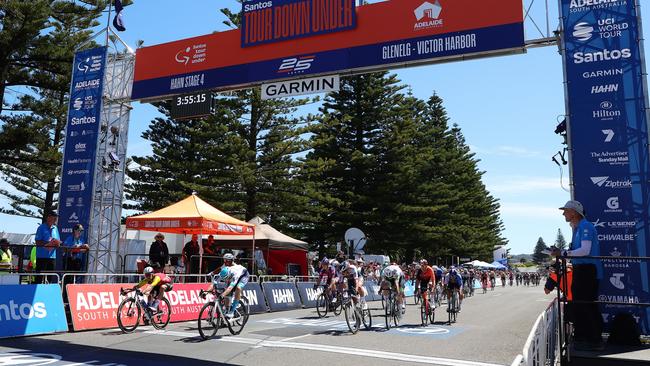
[341,260,367,309]
[355,258,367,306]
[445,266,463,311]
[207,253,249,318]
[467,269,476,295]
[501,271,507,288]
[315,258,337,295]
[132,266,173,313]
[489,270,496,290]
[381,261,405,311]
[415,259,435,308]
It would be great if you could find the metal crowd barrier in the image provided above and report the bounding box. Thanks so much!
[512,298,559,366]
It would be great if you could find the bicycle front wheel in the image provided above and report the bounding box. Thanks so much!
[117,297,141,333]
[198,302,220,340]
[384,297,392,330]
[151,297,171,330]
[333,293,343,316]
[227,298,250,335]
[343,302,359,334]
[392,299,401,327]
[316,293,329,318]
[361,306,372,330]
[420,302,428,326]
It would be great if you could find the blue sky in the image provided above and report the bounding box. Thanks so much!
[1,0,647,255]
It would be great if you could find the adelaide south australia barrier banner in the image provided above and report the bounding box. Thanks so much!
[560,0,650,334]
[131,0,525,100]
[0,285,68,338]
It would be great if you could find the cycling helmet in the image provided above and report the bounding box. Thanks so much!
[223,253,235,261]
[420,259,428,265]
[320,258,330,265]
[143,266,154,276]
[218,267,231,280]
[331,260,340,268]
[341,261,350,272]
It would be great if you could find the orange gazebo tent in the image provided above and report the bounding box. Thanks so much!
[125,194,254,235]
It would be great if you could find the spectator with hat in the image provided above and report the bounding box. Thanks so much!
[149,233,169,271]
[34,210,61,283]
[0,238,12,272]
[63,224,90,273]
[554,200,603,350]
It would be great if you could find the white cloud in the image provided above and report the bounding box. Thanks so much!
[470,145,542,158]
[486,176,567,194]
[499,202,561,219]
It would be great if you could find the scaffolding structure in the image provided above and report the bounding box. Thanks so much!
[86,29,134,275]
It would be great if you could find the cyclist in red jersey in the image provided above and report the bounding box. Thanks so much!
[415,259,436,306]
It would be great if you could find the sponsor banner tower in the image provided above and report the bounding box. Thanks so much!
[559,0,650,334]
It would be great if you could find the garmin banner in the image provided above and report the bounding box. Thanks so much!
[560,0,650,334]
[58,47,107,242]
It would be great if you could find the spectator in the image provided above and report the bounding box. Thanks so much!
[182,234,200,281]
[555,200,603,350]
[34,210,61,283]
[63,224,90,272]
[149,233,169,270]
[203,235,219,272]
[0,238,12,272]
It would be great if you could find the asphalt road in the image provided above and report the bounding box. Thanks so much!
[0,283,552,366]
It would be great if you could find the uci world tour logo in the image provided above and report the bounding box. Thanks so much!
[414,1,443,30]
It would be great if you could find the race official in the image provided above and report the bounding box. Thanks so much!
[555,200,603,349]
[0,238,12,272]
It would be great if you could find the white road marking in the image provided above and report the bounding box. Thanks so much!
[145,330,503,366]
[279,334,312,342]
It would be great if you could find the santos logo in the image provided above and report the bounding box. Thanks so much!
[574,48,631,64]
[0,301,47,321]
[70,116,96,126]
[271,289,295,304]
[414,1,443,30]
[590,176,632,188]
[610,273,625,290]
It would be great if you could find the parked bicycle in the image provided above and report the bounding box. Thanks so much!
[197,288,250,340]
[117,287,171,333]
[341,289,372,334]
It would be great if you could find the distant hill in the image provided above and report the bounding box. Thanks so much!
[511,254,533,262]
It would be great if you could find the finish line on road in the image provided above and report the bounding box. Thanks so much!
[145,330,502,366]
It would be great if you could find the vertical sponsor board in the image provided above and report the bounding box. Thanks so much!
[560,0,650,334]
[0,285,68,338]
[59,47,107,242]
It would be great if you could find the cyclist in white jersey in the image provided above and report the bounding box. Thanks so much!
[341,260,367,310]
[207,253,249,318]
[381,262,405,310]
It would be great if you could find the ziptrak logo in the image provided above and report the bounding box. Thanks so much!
[414,1,443,30]
[590,176,632,188]
[610,273,625,290]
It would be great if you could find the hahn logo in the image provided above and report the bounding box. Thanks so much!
[573,22,594,41]
[175,47,191,65]
[414,1,443,30]
[610,273,625,290]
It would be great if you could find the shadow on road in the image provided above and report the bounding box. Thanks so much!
[0,337,237,365]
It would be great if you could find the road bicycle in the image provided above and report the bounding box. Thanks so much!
[447,289,460,324]
[117,287,171,333]
[420,288,435,326]
[383,287,401,329]
[315,285,343,318]
[341,289,372,334]
[434,283,443,307]
[197,288,250,340]
[413,288,421,305]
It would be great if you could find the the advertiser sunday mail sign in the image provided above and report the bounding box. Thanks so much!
[132,0,524,100]
[241,0,356,47]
